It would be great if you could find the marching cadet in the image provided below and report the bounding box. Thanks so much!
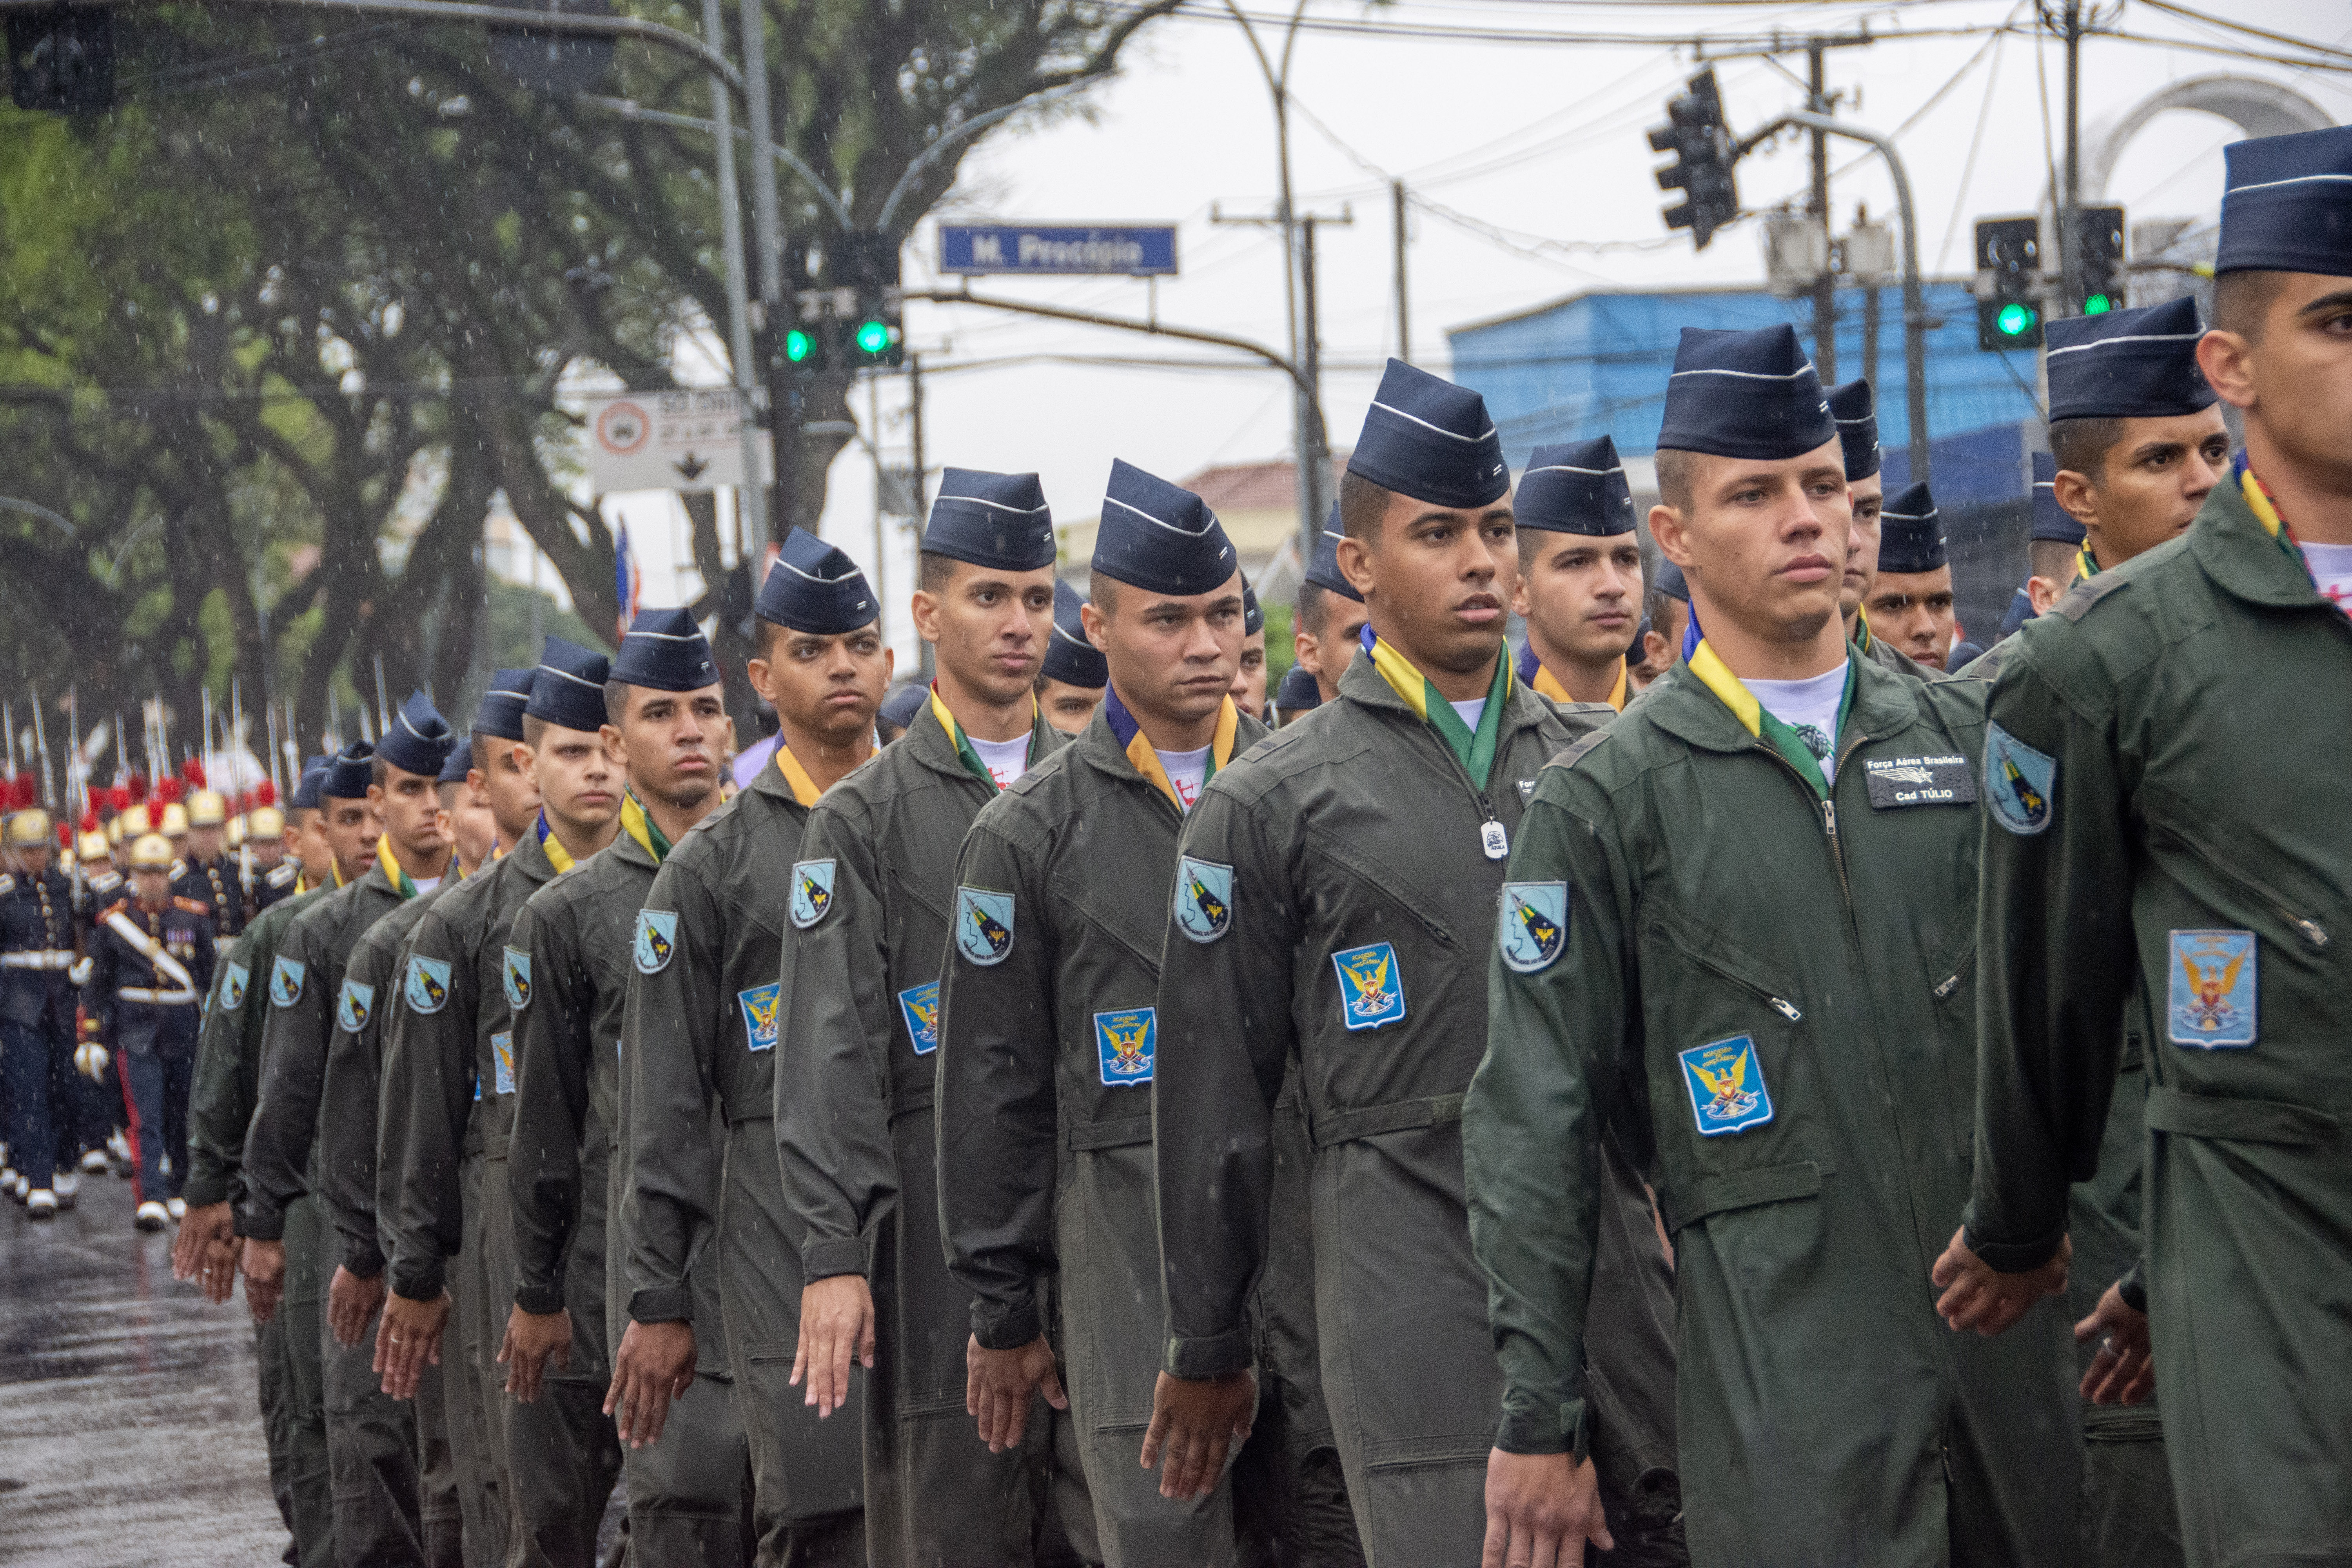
[1642,559,1691,684]
[610,533,883,1566]
[1235,580,1270,718]
[312,674,537,1568]
[1038,580,1110,736]
[86,832,216,1230]
[247,795,301,918]
[1147,358,1680,1564]
[1470,323,2078,1566]
[937,461,1258,1564]
[1828,379,1886,642]
[1938,125,2352,1568]
[175,787,245,937]
[505,615,750,1565]
[282,757,337,892]
[3,807,81,1218]
[1291,512,1368,705]
[1863,484,1961,671]
[777,472,1073,1567]
[1270,664,1320,726]
[377,641,621,1568]
[1510,435,1644,710]
[874,682,927,748]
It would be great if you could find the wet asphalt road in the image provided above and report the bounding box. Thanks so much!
[0,1170,290,1567]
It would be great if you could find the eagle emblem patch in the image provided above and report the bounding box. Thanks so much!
[269,955,306,1008]
[2168,929,2257,1049]
[955,887,1015,967]
[220,961,250,1012]
[1497,882,1569,974]
[336,980,373,1034]
[738,982,781,1053]
[789,860,836,929]
[503,947,532,1011]
[405,955,452,1015]
[1679,1035,1773,1136]
[633,910,677,975]
[1331,942,1406,1031]
[897,982,940,1055]
[1985,723,2055,835]
[1094,1007,1156,1086]
[1173,856,1233,944]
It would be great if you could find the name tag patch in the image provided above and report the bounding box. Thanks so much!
[1497,882,1569,974]
[504,947,532,1011]
[1094,1006,1156,1086]
[269,955,306,1008]
[1173,856,1232,944]
[405,955,452,1015]
[1985,723,2055,835]
[492,1031,515,1095]
[955,887,1015,967]
[336,980,373,1034]
[897,982,940,1055]
[738,982,780,1053]
[2168,929,2257,1049]
[1331,942,1406,1031]
[1862,753,1977,809]
[1679,1034,1774,1136]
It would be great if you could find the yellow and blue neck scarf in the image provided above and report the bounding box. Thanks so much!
[929,683,1037,793]
[1688,639,1857,800]
[618,791,673,864]
[1102,683,1240,812]
[534,812,574,875]
[771,745,823,808]
[1362,626,1512,789]
[1515,641,1628,712]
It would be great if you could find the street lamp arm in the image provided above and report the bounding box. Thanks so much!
[0,496,76,539]
[875,78,1103,236]
[580,95,853,229]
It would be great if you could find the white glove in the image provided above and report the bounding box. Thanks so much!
[75,1042,109,1082]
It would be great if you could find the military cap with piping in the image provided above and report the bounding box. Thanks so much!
[2029,452,2085,546]
[474,668,535,742]
[919,468,1057,572]
[1826,378,1882,481]
[1517,436,1636,535]
[289,757,330,812]
[376,690,458,779]
[1346,358,1510,510]
[2215,124,2352,278]
[611,606,719,692]
[1243,578,1264,637]
[319,741,375,802]
[1303,506,1365,603]
[1042,581,1107,690]
[878,682,930,733]
[1877,483,1947,574]
[1274,664,1322,718]
[1657,324,1838,460]
[1999,583,2037,639]
[1654,559,1691,604]
[526,637,612,734]
[437,743,474,786]
[756,526,878,635]
[1093,459,1239,596]
[2044,296,2216,422]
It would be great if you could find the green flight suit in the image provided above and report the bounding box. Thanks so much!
[514,831,751,1566]
[775,701,1076,1568]
[1471,649,2080,1567]
[625,757,863,1567]
[938,702,1269,1566]
[1963,474,2352,1568]
[1155,653,1683,1566]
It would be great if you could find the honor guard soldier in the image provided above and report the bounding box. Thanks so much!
[1291,511,1369,704]
[377,643,620,1568]
[1472,323,2078,1567]
[3,807,80,1217]
[1940,125,2352,1568]
[1038,580,1111,736]
[1235,579,1270,718]
[1511,436,1644,710]
[86,832,216,1230]
[777,472,1075,1568]
[609,534,883,1565]
[1148,359,1681,1565]
[1865,485,1960,671]
[248,794,301,918]
[938,461,1263,1564]
[176,787,245,937]
[505,615,754,1566]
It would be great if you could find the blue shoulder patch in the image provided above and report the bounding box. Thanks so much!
[1984,722,2056,836]
[404,955,452,1015]
[954,887,1015,967]
[269,955,306,1008]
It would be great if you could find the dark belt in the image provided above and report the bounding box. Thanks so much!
[2145,1084,2340,1146]
[1306,1092,1463,1151]
[1066,1114,1152,1152]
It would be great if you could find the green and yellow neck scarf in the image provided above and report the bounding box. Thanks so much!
[929,684,1037,793]
[1361,626,1513,789]
[618,790,673,864]
[1688,640,1857,799]
[376,835,417,898]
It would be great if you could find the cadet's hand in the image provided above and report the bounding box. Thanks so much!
[326,1266,386,1349]
[375,1290,453,1400]
[1140,1369,1255,1502]
[502,1305,573,1403]
[1483,1449,1614,1568]
[605,1319,696,1448]
[1932,1227,2070,1335]
[966,1333,1067,1453]
[242,1238,287,1324]
[792,1274,875,1419]
[173,1202,238,1300]
[2075,1283,2156,1406]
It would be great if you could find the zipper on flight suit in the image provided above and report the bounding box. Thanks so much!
[2145,818,2330,950]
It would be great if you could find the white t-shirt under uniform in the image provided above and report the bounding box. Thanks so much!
[968,733,1031,792]
[1156,746,1212,812]
[2301,541,2352,612]
[1745,663,1851,779]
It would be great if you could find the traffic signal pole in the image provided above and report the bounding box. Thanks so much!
[1807,42,1835,382]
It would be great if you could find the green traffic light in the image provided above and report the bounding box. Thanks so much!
[785,328,814,363]
[1996,301,2038,338]
[855,319,892,356]
[2082,294,2114,316]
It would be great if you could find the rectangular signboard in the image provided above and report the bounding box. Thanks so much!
[580,388,771,494]
[938,224,1178,276]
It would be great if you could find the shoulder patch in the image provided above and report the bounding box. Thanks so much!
[2051,570,2131,624]
[633,910,677,974]
[336,979,374,1034]
[503,947,532,1011]
[788,860,836,929]
[219,961,250,1012]
[1497,882,1570,973]
[1173,856,1234,944]
[1984,722,2056,835]
[269,954,307,1007]
[737,982,781,1053]
[404,954,453,1014]
[954,886,1016,966]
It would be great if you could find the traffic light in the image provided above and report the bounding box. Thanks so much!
[1648,70,1739,251]
[2071,205,2125,316]
[8,7,114,115]
[781,324,825,373]
[1974,216,2043,350]
[838,230,904,368]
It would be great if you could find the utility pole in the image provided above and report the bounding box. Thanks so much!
[1215,203,1350,552]
[2042,0,2102,321]
[1391,179,1411,365]
[1807,42,1836,381]
[907,353,927,519]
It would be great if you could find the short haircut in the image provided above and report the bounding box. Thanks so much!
[1653,449,1695,516]
[522,713,549,750]
[1085,571,1119,618]
[369,756,389,789]
[1296,579,1333,637]
[918,549,958,594]
[2049,416,2126,485]
[1337,469,1390,541]
[604,679,636,725]
[435,778,466,809]
[2029,538,2079,583]
[469,730,503,776]
[2212,269,2285,341]
[1644,584,1677,630]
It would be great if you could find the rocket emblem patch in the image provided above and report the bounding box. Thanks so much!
[405,955,452,1015]
[1984,723,2055,835]
[633,910,677,975]
[504,947,532,1011]
[1093,1007,1156,1086]
[492,1031,515,1095]
[897,982,941,1055]
[1331,942,1406,1031]
[737,982,781,1053]
[1679,1035,1773,1136]
[219,961,250,1012]
[955,887,1015,967]
[789,860,836,930]
[336,980,373,1034]
[1496,882,1569,974]
[1173,856,1233,944]
[269,955,306,1008]
[2168,929,2257,1049]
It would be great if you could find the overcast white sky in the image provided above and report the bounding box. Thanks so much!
[600,0,2352,656]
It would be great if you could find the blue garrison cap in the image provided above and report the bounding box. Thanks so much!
[1303,507,1365,603]
[878,682,929,733]
[2045,296,2215,422]
[1243,579,1264,636]
[1042,581,1108,690]
[1274,663,1321,718]
[319,741,374,802]
[612,607,719,693]
[1655,559,1690,603]
[920,468,1057,572]
[1346,359,1510,510]
[2216,125,2352,278]
[1827,378,1881,481]
[473,669,534,742]
[756,527,878,635]
[437,743,474,786]
[1093,460,1239,596]
[1947,639,1985,671]
[1657,325,1837,461]
[1517,436,1635,536]
[1877,483,1947,574]
[2030,452,2085,545]
[289,756,330,812]
[526,636,611,734]
[1999,583,2037,638]
[374,691,457,779]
